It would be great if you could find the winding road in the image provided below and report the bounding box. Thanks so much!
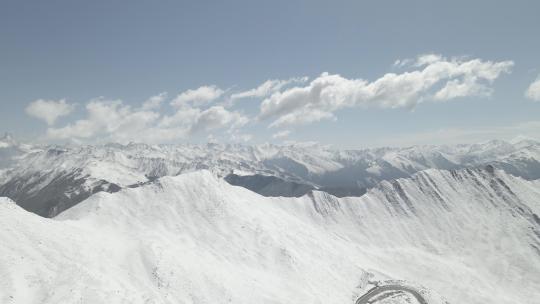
[355,285,428,304]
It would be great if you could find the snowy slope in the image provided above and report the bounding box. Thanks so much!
[1,167,539,303]
[1,138,540,216]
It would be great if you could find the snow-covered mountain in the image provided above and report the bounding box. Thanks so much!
[0,133,37,172]
[1,167,539,303]
[1,137,539,217]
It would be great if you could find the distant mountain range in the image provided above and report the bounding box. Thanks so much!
[1,133,539,217]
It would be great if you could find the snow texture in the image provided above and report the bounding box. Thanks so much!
[1,167,539,303]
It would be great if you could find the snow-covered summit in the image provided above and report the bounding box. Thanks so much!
[1,166,539,303]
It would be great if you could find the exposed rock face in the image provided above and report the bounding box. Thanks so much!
[225,173,316,197]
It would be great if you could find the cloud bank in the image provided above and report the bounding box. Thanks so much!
[260,54,513,127]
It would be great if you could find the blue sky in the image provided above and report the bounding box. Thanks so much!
[1,0,539,148]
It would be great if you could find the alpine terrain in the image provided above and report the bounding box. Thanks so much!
[0,135,539,303]
[1,133,539,217]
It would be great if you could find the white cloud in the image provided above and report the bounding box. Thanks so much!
[394,54,444,68]
[47,99,161,142]
[525,77,540,101]
[47,95,249,144]
[141,92,167,110]
[268,109,336,128]
[189,106,249,133]
[230,77,308,100]
[414,54,444,67]
[433,77,490,100]
[272,130,291,139]
[171,85,224,107]
[25,99,75,125]
[260,55,513,127]
[393,58,412,68]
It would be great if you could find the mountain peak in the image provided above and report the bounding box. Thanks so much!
[0,132,17,149]
[0,132,14,143]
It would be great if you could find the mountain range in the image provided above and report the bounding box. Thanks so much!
[1,133,539,217]
[1,134,540,303]
[1,166,539,303]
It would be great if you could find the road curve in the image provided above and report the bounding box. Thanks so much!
[355,285,428,304]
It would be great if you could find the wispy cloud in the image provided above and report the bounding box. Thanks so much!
[230,77,308,100]
[171,85,224,107]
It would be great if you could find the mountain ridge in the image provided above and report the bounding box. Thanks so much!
[1,137,540,217]
[1,166,539,303]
